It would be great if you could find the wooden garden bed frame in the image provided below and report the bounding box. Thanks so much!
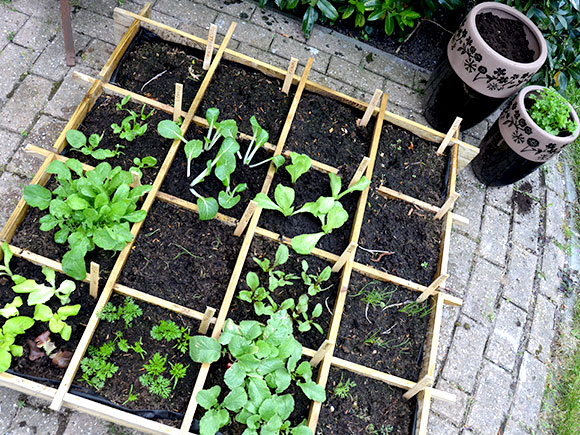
[0,4,478,434]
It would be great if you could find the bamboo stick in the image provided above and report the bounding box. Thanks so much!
[434,192,459,220]
[436,116,462,155]
[357,89,382,127]
[347,156,370,189]
[203,24,217,70]
[416,389,432,435]
[421,292,444,379]
[234,200,257,237]
[198,307,216,334]
[173,83,183,122]
[89,262,99,299]
[282,57,298,95]
[403,375,434,400]
[309,340,333,368]
[416,274,449,303]
[331,242,357,273]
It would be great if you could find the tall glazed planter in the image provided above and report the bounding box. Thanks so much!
[422,2,547,131]
[472,85,580,186]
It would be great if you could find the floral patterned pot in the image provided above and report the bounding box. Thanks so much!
[471,85,580,186]
[422,2,547,132]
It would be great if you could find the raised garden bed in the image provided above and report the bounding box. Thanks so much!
[0,4,478,435]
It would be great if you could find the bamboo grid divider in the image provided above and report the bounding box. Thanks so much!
[0,6,471,434]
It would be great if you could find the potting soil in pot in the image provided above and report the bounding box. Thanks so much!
[475,12,535,63]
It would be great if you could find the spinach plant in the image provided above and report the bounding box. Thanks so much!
[33,304,81,341]
[11,266,76,306]
[23,159,152,280]
[111,95,154,142]
[285,152,312,183]
[65,130,124,160]
[0,316,35,372]
[240,116,285,169]
[189,311,326,435]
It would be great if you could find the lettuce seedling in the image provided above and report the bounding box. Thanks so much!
[254,184,296,217]
[0,242,23,282]
[242,116,269,165]
[285,152,312,183]
[0,296,23,319]
[111,95,153,142]
[0,316,35,372]
[301,261,332,296]
[253,244,289,274]
[23,159,152,280]
[33,304,81,341]
[12,266,76,306]
[129,156,157,178]
[66,130,124,160]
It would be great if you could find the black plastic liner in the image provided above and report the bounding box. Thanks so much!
[109,27,162,85]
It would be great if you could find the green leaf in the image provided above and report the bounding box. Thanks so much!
[291,424,313,435]
[246,272,260,291]
[384,14,395,35]
[65,158,84,177]
[274,184,295,216]
[66,194,90,211]
[218,190,240,209]
[254,193,282,213]
[66,130,87,149]
[47,160,72,181]
[196,385,221,410]
[223,386,247,412]
[189,336,221,363]
[272,154,285,169]
[206,107,220,127]
[274,244,289,267]
[49,199,71,218]
[322,203,348,234]
[316,0,338,20]
[286,152,312,183]
[91,149,116,160]
[62,249,87,280]
[2,316,35,336]
[33,303,53,322]
[248,377,270,407]
[337,176,370,199]
[298,380,326,402]
[23,185,52,210]
[291,232,324,255]
[302,6,318,38]
[157,120,185,141]
[184,139,203,176]
[329,173,342,198]
[197,196,219,221]
[224,362,246,389]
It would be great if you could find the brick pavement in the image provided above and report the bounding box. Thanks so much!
[0,1,575,434]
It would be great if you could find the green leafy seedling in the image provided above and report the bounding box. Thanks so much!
[33,304,81,340]
[285,152,312,183]
[11,266,76,306]
[66,130,123,160]
[254,184,296,217]
[0,316,35,373]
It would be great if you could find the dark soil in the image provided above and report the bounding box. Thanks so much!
[0,257,96,382]
[160,124,270,220]
[375,122,449,206]
[119,201,242,314]
[200,59,295,142]
[355,192,442,286]
[512,181,534,215]
[228,236,339,350]
[113,31,207,105]
[286,92,372,180]
[11,179,119,285]
[193,354,316,433]
[476,12,535,63]
[318,367,415,435]
[258,165,359,255]
[336,273,428,381]
[62,95,173,185]
[81,294,200,418]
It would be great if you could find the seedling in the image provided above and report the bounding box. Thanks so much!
[65,130,124,160]
[352,281,394,309]
[122,384,139,405]
[129,337,147,359]
[12,266,76,306]
[129,156,157,178]
[151,320,182,341]
[139,352,172,399]
[333,375,356,399]
[242,116,269,165]
[253,244,289,274]
[111,95,154,142]
[0,297,23,319]
[0,316,35,373]
[80,340,119,390]
[420,261,428,269]
[254,183,297,217]
[98,297,143,329]
[364,330,387,348]
[23,159,152,280]
[33,304,81,340]
[399,301,432,318]
[157,119,203,178]
[169,362,189,388]
[0,242,20,281]
[285,152,312,183]
[301,261,332,296]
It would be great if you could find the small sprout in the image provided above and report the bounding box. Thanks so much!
[285,152,311,183]
[66,130,123,160]
[169,362,189,388]
[122,384,139,405]
[333,375,356,399]
[420,261,428,269]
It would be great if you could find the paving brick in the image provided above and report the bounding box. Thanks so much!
[510,352,547,428]
[479,205,511,266]
[307,69,357,98]
[77,0,141,18]
[543,156,566,195]
[0,6,27,52]
[0,172,27,227]
[307,27,367,65]
[503,245,538,311]
[63,412,110,435]
[503,418,531,435]
[327,57,383,95]
[197,0,257,19]
[270,33,330,74]
[78,38,116,72]
[485,183,513,214]
[441,315,489,392]
[466,362,512,433]
[383,79,422,112]
[151,9,183,30]
[13,16,59,51]
[432,378,469,426]
[453,167,486,239]
[427,413,460,435]
[0,74,53,133]
[234,43,287,70]
[462,258,502,324]
[215,13,274,52]
[435,305,460,376]
[0,387,21,433]
[72,9,115,43]
[9,0,61,21]
[545,188,567,245]
[413,69,429,93]
[538,242,566,302]
[249,6,307,43]
[527,294,556,363]
[0,128,23,167]
[154,0,218,30]
[31,32,91,81]
[7,115,67,178]
[511,197,540,253]
[0,43,39,101]
[362,52,415,88]
[485,300,526,371]
[446,231,477,296]
[6,404,64,435]
[44,67,93,120]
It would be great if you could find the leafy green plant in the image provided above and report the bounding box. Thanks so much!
[33,304,81,340]
[129,156,157,178]
[169,361,189,388]
[80,340,119,390]
[301,261,332,296]
[0,296,23,319]
[11,266,76,306]
[242,116,269,165]
[139,352,174,399]
[189,312,325,435]
[366,0,421,35]
[254,243,290,275]
[23,159,152,280]
[151,320,182,341]
[254,184,297,217]
[0,316,35,372]
[122,384,139,405]
[285,152,312,183]
[399,300,432,318]
[98,297,143,329]
[129,337,147,359]
[333,374,356,399]
[0,242,21,281]
[528,87,578,136]
[352,280,394,309]
[111,95,154,142]
[157,119,203,178]
[259,0,339,38]
[65,130,124,160]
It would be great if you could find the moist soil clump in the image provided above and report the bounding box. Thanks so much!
[318,367,415,434]
[113,33,206,105]
[285,92,372,180]
[160,124,270,220]
[81,294,199,418]
[512,181,535,215]
[62,95,173,185]
[476,12,535,63]
[336,273,428,380]
[356,192,442,286]
[200,60,295,142]
[376,122,449,206]
[228,236,338,350]
[119,201,242,314]
[258,166,358,255]
[1,257,96,382]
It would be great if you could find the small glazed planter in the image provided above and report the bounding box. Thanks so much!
[422,2,547,131]
[472,85,580,186]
